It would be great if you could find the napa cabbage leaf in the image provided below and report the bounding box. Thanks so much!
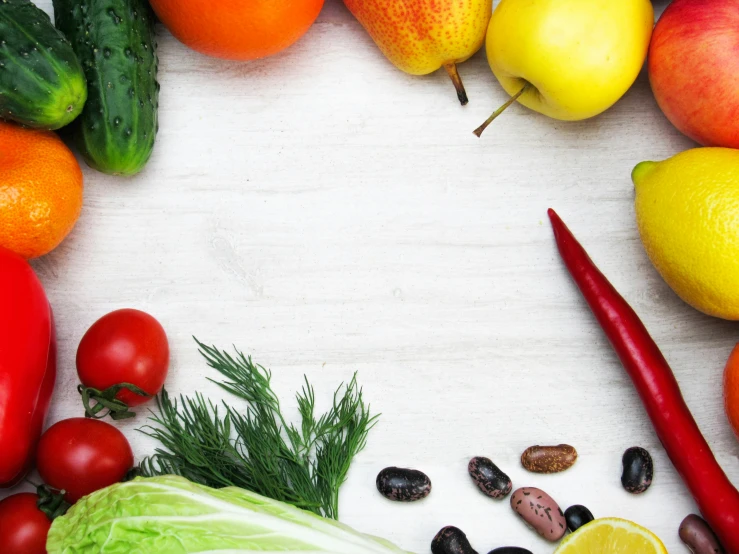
[47,475,413,554]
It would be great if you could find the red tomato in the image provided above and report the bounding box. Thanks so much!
[0,493,51,554]
[77,308,169,407]
[36,418,133,503]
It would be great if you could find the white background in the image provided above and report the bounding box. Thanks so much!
[4,1,739,553]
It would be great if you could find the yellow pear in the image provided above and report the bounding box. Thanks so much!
[474,0,653,136]
[343,0,492,105]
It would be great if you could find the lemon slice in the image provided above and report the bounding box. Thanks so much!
[554,518,667,554]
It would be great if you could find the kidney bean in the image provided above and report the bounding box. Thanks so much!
[679,514,725,554]
[621,447,653,494]
[468,457,512,499]
[510,486,567,541]
[487,548,533,554]
[376,467,431,502]
[520,444,577,473]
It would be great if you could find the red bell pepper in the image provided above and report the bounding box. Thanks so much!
[0,246,56,488]
[549,209,739,554]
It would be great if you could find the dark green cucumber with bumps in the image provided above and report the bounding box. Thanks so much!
[53,0,159,176]
[0,0,86,129]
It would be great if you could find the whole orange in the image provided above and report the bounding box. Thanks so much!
[149,0,325,60]
[724,343,739,441]
[0,122,83,259]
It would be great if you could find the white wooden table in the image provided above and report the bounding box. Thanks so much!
[5,1,738,552]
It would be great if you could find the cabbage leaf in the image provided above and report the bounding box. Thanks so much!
[47,475,413,554]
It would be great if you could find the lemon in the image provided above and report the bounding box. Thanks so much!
[632,147,739,320]
[554,518,667,554]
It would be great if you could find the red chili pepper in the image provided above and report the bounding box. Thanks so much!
[0,246,56,488]
[548,209,739,554]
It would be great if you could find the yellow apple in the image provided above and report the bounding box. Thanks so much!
[475,0,653,135]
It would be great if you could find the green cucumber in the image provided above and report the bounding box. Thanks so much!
[0,0,86,129]
[53,0,159,176]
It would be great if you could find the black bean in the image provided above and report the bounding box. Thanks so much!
[431,526,478,554]
[468,457,512,499]
[376,467,431,502]
[621,447,653,494]
[487,548,533,554]
[564,504,594,532]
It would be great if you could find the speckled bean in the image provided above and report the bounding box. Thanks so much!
[487,548,533,554]
[376,467,431,502]
[621,447,653,494]
[679,514,725,554]
[521,444,577,474]
[510,487,567,542]
[468,457,512,499]
[431,526,478,554]
[564,504,594,532]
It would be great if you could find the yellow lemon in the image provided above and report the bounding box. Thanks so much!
[632,147,739,320]
[555,518,667,554]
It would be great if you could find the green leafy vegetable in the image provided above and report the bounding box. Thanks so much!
[46,475,412,554]
[137,340,379,520]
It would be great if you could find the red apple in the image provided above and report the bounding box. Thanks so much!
[649,0,739,148]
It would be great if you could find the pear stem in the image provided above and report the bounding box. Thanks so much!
[444,63,469,106]
[473,82,533,137]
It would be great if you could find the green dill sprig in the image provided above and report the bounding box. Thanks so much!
[137,339,379,520]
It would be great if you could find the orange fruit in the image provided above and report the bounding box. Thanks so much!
[0,122,83,259]
[725,343,739,440]
[149,0,325,61]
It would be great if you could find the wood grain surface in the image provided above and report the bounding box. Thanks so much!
[4,1,738,553]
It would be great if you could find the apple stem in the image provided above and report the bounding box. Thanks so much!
[473,82,533,137]
[444,63,469,106]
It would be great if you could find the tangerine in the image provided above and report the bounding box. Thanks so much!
[0,122,83,259]
[724,343,739,440]
[150,0,325,61]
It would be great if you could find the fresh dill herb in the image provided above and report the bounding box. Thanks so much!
[137,339,379,520]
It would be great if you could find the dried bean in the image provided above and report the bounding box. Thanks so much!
[487,548,533,554]
[621,447,653,494]
[510,486,567,542]
[679,514,725,554]
[564,504,594,532]
[376,467,431,502]
[431,526,478,554]
[468,457,512,499]
[521,444,577,474]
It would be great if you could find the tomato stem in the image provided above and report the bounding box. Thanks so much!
[78,383,151,420]
[36,484,71,521]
